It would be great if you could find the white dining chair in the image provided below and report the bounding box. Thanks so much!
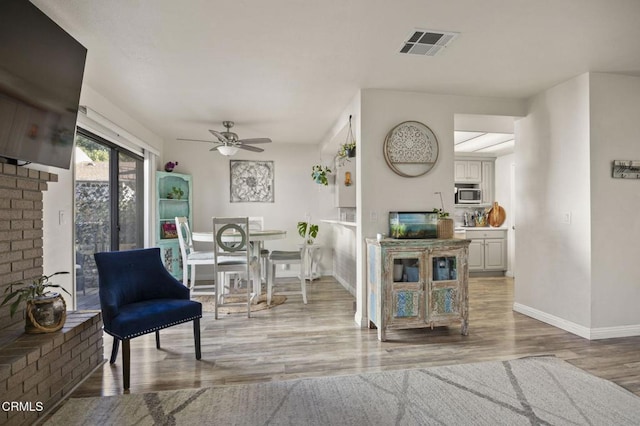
[249,216,270,287]
[175,217,216,297]
[267,220,309,305]
[213,216,259,319]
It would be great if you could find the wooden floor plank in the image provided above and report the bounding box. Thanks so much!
[70,276,640,397]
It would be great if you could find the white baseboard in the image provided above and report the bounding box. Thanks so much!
[335,274,356,296]
[513,302,591,339]
[513,303,640,340]
[590,324,640,340]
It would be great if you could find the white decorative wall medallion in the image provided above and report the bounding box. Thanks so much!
[383,121,439,177]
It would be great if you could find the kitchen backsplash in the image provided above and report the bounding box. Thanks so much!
[454,206,492,227]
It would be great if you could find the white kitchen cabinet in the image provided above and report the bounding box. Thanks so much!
[454,160,482,183]
[464,229,506,272]
[467,240,485,270]
[480,161,494,204]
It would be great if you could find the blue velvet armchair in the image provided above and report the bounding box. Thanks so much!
[94,248,202,390]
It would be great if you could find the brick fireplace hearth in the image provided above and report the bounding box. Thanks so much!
[0,163,104,425]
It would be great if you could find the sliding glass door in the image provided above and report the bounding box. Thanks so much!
[74,129,143,309]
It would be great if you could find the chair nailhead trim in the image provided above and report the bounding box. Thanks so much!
[106,314,202,340]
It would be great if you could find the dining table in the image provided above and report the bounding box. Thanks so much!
[191,229,287,299]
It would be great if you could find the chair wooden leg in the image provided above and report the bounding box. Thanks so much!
[122,339,131,390]
[301,271,308,304]
[155,330,161,349]
[267,262,274,305]
[193,318,201,360]
[190,264,197,290]
[110,338,120,364]
[183,266,189,288]
[246,268,251,319]
[214,271,219,320]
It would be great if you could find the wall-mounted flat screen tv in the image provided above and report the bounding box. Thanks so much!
[0,0,87,169]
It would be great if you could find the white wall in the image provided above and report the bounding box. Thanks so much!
[495,153,514,276]
[589,73,640,330]
[356,89,526,325]
[319,92,361,294]
[162,140,334,277]
[40,83,164,308]
[514,73,592,330]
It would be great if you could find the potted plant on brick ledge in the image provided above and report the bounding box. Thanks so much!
[1,271,70,333]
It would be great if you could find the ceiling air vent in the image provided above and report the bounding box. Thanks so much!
[399,29,459,56]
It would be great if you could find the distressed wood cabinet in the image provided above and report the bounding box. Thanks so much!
[366,238,470,341]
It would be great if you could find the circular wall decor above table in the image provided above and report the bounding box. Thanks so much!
[383,121,439,177]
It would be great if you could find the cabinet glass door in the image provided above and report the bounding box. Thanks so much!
[429,254,460,317]
[388,252,424,322]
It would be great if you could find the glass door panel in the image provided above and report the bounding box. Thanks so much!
[118,150,143,251]
[75,134,111,310]
[428,253,461,318]
[74,130,143,310]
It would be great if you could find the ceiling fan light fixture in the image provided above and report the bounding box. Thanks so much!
[217,145,239,156]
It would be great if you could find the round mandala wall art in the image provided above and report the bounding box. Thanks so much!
[383,121,439,177]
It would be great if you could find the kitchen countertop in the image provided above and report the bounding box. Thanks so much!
[455,226,508,231]
[321,219,357,227]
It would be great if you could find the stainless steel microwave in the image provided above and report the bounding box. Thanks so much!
[455,188,482,204]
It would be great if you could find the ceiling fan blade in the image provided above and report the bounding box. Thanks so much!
[209,130,229,143]
[236,144,264,152]
[177,137,220,144]
[237,137,272,145]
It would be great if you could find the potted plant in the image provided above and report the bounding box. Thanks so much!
[167,186,184,199]
[297,221,319,245]
[311,165,331,186]
[1,272,70,333]
[164,161,179,172]
[434,210,453,239]
[433,191,453,239]
[337,141,356,161]
[337,114,356,164]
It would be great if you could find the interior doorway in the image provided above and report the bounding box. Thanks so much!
[454,113,518,278]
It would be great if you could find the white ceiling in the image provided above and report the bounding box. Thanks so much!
[32,0,640,147]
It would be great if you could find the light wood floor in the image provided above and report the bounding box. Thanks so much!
[71,276,640,398]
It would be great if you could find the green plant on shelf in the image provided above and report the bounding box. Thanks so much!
[390,223,407,238]
[167,186,184,199]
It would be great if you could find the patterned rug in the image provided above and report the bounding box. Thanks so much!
[194,294,286,314]
[45,356,640,425]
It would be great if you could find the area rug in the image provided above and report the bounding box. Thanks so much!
[194,294,286,314]
[45,356,640,425]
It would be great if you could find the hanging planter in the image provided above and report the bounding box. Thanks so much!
[337,115,356,164]
[311,165,332,186]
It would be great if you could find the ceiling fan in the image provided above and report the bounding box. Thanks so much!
[177,121,272,155]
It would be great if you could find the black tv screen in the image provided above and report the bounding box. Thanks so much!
[0,0,87,169]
